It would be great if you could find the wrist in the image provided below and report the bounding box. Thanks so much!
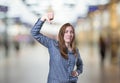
[40,16,46,21]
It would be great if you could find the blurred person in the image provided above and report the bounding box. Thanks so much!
[4,39,9,57]
[0,36,2,46]
[99,34,106,66]
[31,12,83,83]
[13,34,20,56]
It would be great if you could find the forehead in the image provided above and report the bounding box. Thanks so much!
[65,26,73,31]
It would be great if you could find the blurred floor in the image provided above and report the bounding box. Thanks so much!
[0,44,120,83]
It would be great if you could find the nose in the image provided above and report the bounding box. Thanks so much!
[67,32,71,36]
[68,32,72,36]
[67,34,72,39]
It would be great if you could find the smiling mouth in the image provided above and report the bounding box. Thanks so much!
[66,38,71,39]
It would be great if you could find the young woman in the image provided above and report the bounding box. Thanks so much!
[31,12,83,83]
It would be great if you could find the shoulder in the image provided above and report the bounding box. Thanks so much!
[53,40,59,47]
[76,48,81,57]
[49,39,59,47]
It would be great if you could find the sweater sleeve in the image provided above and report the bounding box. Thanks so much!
[31,18,52,48]
[76,49,83,76]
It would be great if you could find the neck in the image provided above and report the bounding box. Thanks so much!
[65,42,72,51]
[65,42,70,47]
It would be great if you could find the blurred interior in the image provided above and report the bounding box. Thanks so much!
[0,0,120,83]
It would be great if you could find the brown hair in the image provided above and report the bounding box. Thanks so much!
[58,23,77,59]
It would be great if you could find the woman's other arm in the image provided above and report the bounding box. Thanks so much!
[76,50,83,76]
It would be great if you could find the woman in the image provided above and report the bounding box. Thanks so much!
[31,12,83,83]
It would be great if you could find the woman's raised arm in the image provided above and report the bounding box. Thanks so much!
[31,12,54,48]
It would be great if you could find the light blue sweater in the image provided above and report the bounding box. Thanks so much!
[31,19,83,83]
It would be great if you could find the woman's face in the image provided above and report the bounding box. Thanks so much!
[64,26,74,43]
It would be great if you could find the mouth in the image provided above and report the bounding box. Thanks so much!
[66,38,71,39]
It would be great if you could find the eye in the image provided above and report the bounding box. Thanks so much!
[65,30,68,33]
[70,31,73,34]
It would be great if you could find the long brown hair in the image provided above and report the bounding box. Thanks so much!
[58,23,77,59]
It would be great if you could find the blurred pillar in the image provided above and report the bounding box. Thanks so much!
[88,12,95,57]
[108,0,119,64]
[88,6,102,44]
[109,0,118,29]
[0,5,9,57]
[4,13,9,57]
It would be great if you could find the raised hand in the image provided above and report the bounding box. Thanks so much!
[41,12,54,23]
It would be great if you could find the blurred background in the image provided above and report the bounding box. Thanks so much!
[0,0,120,83]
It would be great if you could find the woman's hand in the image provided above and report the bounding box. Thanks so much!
[41,12,54,23]
[71,71,78,77]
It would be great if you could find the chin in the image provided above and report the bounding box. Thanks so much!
[65,40,71,43]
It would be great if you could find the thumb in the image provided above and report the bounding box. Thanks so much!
[46,17,52,24]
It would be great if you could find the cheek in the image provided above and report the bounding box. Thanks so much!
[63,34,67,40]
[71,34,74,38]
[63,33,67,37]
[71,35,75,41]
[71,36,74,41]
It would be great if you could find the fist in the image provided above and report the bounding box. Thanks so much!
[71,71,78,77]
[47,12,54,20]
[41,12,54,23]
